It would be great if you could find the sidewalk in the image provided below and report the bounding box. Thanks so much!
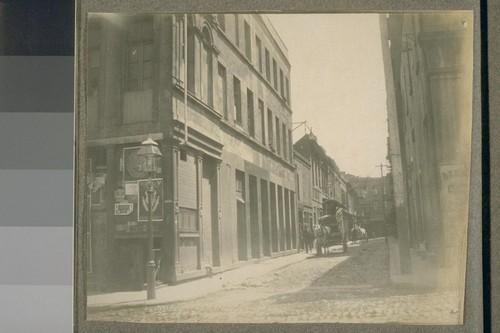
[388,237,461,291]
[388,236,438,289]
[87,251,311,312]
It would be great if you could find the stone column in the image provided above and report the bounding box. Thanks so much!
[196,155,204,269]
[244,173,252,259]
[216,162,223,266]
[256,178,264,258]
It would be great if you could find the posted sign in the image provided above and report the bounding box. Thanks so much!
[138,179,163,221]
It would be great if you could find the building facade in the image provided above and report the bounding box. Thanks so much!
[294,149,313,233]
[293,133,353,234]
[380,12,472,268]
[86,13,297,291]
[344,174,395,238]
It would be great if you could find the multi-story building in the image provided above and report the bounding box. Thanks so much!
[294,148,313,232]
[85,13,297,291]
[380,13,472,268]
[344,174,395,238]
[293,133,352,232]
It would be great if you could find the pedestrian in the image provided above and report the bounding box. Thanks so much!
[303,225,311,253]
[314,225,324,256]
[298,223,304,252]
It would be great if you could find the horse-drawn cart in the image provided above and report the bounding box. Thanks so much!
[315,199,348,255]
[316,214,348,254]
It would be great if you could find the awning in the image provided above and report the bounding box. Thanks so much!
[322,198,347,210]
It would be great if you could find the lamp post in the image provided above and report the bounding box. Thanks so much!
[137,136,163,300]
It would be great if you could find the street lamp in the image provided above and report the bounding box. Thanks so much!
[137,136,163,300]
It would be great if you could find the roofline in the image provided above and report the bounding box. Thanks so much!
[256,14,291,68]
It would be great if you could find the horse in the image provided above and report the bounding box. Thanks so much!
[351,225,368,244]
[313,225,329,256]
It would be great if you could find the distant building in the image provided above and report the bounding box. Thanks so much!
[380,12,472,266]
[294,148,313,232]
[293,133,355,235]
[86,13,297,291]
[344,174,395,238]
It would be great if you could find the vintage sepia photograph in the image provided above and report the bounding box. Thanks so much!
[81,11,473,325]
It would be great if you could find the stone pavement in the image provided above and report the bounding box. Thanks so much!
[388,236,464,323]
[88,239,463,324]
[87,250,312,311]
[88,238,464,324]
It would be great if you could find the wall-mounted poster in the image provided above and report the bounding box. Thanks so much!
[123,147,147,181]
[138,179,163,221]
[114,203,134,215]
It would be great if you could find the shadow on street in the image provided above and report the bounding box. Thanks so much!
[271,239,434,304]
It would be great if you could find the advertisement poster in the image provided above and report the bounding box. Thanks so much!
[123,147,147,181]
[138,179,163,221]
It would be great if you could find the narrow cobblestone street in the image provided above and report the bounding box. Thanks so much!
[88,239,461,324]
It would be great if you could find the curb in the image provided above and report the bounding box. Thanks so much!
[87,252,311,313]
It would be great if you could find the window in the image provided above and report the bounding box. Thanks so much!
[217,14,226,32]
[296,174,300,201]
[275,116,281,155]
[265,48,271,81]
[280,68,284,98]
[244,20,251,60]
[282,123,287,159]
[126,19,153,91]
[273,58,278,90]
[234,14,240,46]
[88,22,101,97]
[180,150,187,161]
[288,128,293,160]
[233,76,242,125]
[256,36,262,73]
[187,23,195,92]
[285,77,290,104]
[200,27,213,106]
[236,170,244,192]
[259,99,265,145]
[179,207,198,232]
[217,63,228,119]
[174,16,185,86]
[267,109,273,148]
[247,89,255,137]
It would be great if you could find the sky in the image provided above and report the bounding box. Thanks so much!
[267,14,388,178]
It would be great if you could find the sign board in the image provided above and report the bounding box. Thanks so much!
[125,182,139,195]
[114,203,134,215]
[123,147,147,181]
